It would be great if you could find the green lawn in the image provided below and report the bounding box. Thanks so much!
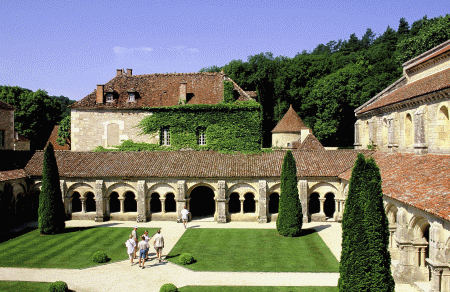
[0,227,159,269]
[179,286,337,292]
[0,281,51,292]
[166,228,339,272]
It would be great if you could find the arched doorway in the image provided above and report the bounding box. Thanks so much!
[228,192,240,213]
[109,192,120,213]
[72,192,82,212]
[243,193,255,213]
[85,192,96,212]
[189,186,215,218]
[324,192,335,218]
[124,192,137,212]
[150,193,161,213]
[309,193,320,214]
[165,193,176,212]
[268,192,279,214]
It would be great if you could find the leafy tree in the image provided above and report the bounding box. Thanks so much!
[397,17,410,36]
[51,95,76,120]
[56,115,71,147]
[276,150,302,237]
[339,153,394,291]
[199,65,222,73]
[38,142,66,235]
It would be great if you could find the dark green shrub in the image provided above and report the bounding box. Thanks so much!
[92,251,108,263]
[179,253,194,265]
[160,283,178,292]
[276,150,302,237]
[48,281,68,292]
[39,142,66,235]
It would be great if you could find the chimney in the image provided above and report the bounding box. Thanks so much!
[116,69,123,76]
[96,84,104,104]
[179,82,187,104]
[126,68,133,77]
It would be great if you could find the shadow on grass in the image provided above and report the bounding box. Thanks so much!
[165,253,181,259]
[0,226,38,243]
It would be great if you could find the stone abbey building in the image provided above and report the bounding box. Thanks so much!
[2,40,450,291]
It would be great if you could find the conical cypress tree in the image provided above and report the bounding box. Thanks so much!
[339,153,368,291]
[276,150,302,237]
[361,158,395,291]
[39,142,66,235]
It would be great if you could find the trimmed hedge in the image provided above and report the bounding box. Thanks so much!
[179,253,195,265]
[49,281,68,292]
[160,283,178,292]
[92,251,108,263]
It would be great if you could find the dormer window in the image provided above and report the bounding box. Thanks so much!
[106,93,113,102]
[128,92,136,102]
[197,127,206,145]
[160,127,170,146]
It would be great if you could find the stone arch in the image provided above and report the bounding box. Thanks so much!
[105,183,136,198]
[147,183,176,199]
[385,204,398,225]
[165,192,176,212]
[187,184,216,218]
[309,192,320,214]
[409,216,430,268]
[109,192,120,213]
[67,182,94,198]
[324,192,335,218]
[437,105,449,146]
[28,187,41,220]
[243,192,256,213]
[228,192,240,214]
[150,192,162,213]
[268,192,279,214]
[85,192,96,212]
[405,113,413,147]
[123,191,137,212]
[227,183,256,197]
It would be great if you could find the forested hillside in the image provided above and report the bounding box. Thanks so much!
[0,86,75,150]
[201,14,450,147]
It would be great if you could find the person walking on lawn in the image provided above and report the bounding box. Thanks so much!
[138,235,150,269]
[181,206,190,229]
[153,229,165,262]
[125,235,137,266]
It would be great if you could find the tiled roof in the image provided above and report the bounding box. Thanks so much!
[272,105,308,133]
[47,125,70,150]
[0,151,35,171]
[339,151,450,221]
[72,72,252,109]
[0,100,15,110]
[357,67,450,114]
[294,134,325,151]
[24,150,372,179]
[0,169,27,182]
[246,91,258,99]
[403,39,450,69]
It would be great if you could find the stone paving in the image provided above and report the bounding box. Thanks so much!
[0,220,414,292]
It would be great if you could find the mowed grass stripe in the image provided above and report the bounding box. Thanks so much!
[167,228,339,272]
[0,227,137,269]
[179,286,338,292]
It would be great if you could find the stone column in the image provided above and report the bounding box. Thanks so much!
[354,122,361,148]
[217,180,227,223]
[81,197,86,213]
[258,180,267,223]
[240,199,244,214]
[414,106,428,155]
[319,198,325,215]
[136,180,147,222]
[119,198,125,213]
[60,180,67,204]
[94,180,106,222]
[298,180,308,223]
[431,267,443,292]
[161,198,166,214]
[176,180,186,222]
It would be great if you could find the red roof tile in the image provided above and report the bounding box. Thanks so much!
[46,125,70,151]
[72,72,252,109]
[403,40,450,70]
[0,169,27,182]
[294,134,324,151]
[272,105,308,133]
[358,68,450,114]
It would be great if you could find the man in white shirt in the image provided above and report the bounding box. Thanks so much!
[125,235,136,266]
[138,235,150,269]
[153,229,165,262]
[181,206,190,229]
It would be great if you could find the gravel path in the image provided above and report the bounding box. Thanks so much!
[0,220,413,292]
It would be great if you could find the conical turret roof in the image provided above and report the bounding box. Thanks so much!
[271,105,308,133]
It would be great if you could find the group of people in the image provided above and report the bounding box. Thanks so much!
[125,227,164,269]
[124,206,191,269]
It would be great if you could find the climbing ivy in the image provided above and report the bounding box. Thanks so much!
[223,80,235,103]
[93,101,264,153]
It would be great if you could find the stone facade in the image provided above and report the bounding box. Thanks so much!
[0,107,15,150]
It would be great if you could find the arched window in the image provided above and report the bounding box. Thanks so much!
[197,127,206,146]
[109,192,120,213]
[165,193,176,212]
[243,193,255,213]
[309,193,320,214]
[85,192,96,212]
[324,193,335,218]
[228,192,240,213]
[160,127,170,146]
[107,123,120,146]
[405,114,413,147]
[437,106,449,146]
[268,192,279,214]
[365,121,370,147]
[124,192,137,212]
[150,193,161,213]
[382,118,388,146]
[72,192,82,213]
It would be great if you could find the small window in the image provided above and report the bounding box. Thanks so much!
[197,127,206,145]
[128,93,135,102]
[106,93,113,102]
[161,127,170,146]
[0,130,5,148]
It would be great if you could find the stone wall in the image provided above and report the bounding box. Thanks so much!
[71,109,155,151]
[0,109,14,150]
[272,133,301,148]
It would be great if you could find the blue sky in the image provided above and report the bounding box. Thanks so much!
[1,0,449,101]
